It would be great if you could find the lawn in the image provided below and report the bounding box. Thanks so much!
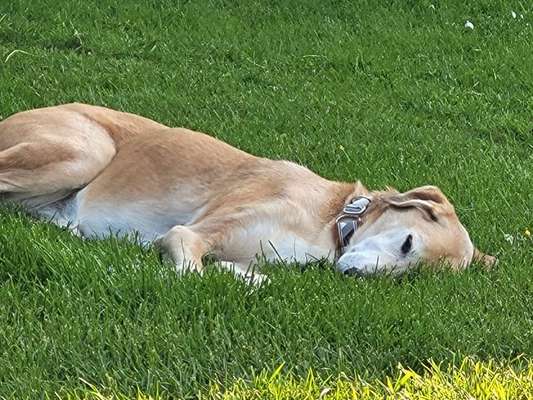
[0,0,532,398]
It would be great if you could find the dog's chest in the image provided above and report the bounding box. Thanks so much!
[218,215,335,265]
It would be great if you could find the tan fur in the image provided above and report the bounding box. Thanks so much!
[0,103,495,280]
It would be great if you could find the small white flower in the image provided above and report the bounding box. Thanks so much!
[464,20,474,29]
[429,4,435,9]
[520,14,524,19]
[511,11,517,18]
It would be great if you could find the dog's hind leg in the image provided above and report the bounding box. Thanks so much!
[0,141,109,196]
[0,115,116,225]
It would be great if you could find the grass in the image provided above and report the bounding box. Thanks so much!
[52,358,533,399]
[0,0,532,398]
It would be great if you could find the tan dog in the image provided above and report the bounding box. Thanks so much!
[0,103,495,282]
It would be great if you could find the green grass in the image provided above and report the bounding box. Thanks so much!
[0,0,532,398]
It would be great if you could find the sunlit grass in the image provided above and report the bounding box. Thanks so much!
[208,357,533,400]
[51,357,533,399]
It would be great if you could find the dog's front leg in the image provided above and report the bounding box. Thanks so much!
[155,221,269,285]
[154,225,208,274]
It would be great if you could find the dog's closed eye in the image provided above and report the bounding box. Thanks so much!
[401,234,413,254]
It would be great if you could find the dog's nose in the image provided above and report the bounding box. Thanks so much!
[343,267,363,277]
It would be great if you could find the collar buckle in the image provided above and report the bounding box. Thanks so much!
[342,197,370,216]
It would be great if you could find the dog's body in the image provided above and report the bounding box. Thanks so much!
[0,104,495,281]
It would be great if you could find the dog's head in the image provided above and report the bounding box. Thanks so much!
[337,186,496,275]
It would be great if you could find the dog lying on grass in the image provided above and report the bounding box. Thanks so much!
[0,103,495,282]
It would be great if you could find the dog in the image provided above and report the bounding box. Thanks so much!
[0,103,495,282]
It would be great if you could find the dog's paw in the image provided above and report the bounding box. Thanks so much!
[244,272,270,287]
[217,261,270,286]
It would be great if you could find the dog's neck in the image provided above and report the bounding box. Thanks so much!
[318,180,369,258]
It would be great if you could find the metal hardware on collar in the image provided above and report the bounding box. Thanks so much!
[336,196,371,255]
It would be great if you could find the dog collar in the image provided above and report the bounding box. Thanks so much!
[336,196,371,255]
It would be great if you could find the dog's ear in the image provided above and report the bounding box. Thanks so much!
[384,186,452,221]
[473,247,497,270]
[396,186,452,207]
